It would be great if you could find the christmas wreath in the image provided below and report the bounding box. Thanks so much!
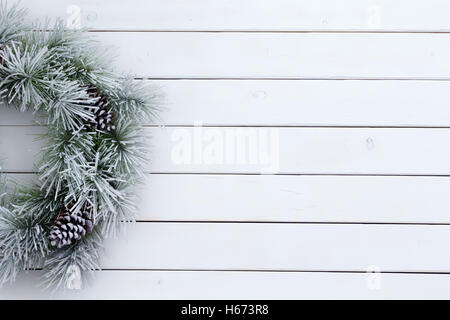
[0,3,160,289]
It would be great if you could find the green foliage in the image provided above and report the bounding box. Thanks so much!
[0,1,26,44]
[0,2,160,289]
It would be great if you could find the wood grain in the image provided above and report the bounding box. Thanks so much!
[20,0,450,32]
[3,126,450,175]
[93,32,450,79]
[3,80,450,127]
[101,223,450,272]
[1,270,450,299]
[8,173,450,223]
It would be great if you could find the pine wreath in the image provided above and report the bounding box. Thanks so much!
[0,3,160,289]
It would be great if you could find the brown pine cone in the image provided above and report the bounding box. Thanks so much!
[82,85,116,132]
[49,202,94,248]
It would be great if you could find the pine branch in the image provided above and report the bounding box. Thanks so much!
[0,1,27,44]
[0,2,161,290]
[42,230,103,290]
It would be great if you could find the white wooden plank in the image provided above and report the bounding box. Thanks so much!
[150,127,450,175]
[102,223,450,272]
[8,173,450,223]
[3,126,450,175]
[19,0,450,32]
[136,174,450,223]
[94,32,450,79]
[8,173,450,224]
[4,80,450,127]
[1,270,450,300]
[0,126,42,172]
[0,105,35,126]
[145,80,450,127]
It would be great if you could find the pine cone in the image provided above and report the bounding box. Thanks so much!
[49,202,94,248]
[82,85,116,132]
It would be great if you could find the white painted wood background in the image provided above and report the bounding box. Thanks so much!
[2,0,450,299]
